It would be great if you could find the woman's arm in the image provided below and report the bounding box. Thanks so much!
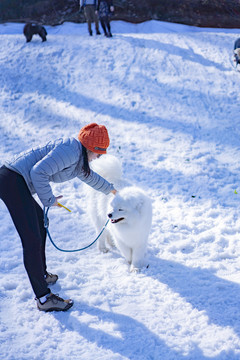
[30,139,78,206]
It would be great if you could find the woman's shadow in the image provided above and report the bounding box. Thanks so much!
[54,301,238,360]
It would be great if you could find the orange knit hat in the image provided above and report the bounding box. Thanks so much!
[78,123,110,154]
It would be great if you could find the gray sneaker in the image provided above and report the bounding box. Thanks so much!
[36,293,74,312]
[45,272,58,285]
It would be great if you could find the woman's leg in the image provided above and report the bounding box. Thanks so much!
[100,18,107,36]
[0,167,50,299]
[33,199,47,275]
[106,17,112,36]
[100,17,112,37]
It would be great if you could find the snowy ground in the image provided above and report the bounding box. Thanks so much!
[1,19,240,359]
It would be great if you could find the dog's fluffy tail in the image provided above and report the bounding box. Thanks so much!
[90,154,122,182]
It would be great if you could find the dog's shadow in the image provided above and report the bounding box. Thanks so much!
[145,254,240,335]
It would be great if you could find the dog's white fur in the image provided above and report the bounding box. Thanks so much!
[86,155,152,272]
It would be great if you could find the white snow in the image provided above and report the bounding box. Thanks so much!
[1,19,240,360]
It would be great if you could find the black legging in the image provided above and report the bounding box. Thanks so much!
[0,166,50,298]
[100,16,111,36]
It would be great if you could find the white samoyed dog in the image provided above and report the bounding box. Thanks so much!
[86,155,152,272]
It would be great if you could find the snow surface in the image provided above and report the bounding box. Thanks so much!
[1,19,240,360]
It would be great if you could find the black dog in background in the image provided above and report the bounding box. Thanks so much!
[234,38,240,65]
[23,23,47,43]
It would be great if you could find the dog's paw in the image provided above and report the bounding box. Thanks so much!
[99,246,109,253]
[130,264,141,273]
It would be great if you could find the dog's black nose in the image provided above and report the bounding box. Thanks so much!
[108,213,112,218]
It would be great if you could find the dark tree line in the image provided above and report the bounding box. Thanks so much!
[0,0,240,28]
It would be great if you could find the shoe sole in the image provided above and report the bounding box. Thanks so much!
[45,279,57,285]
[45,275,58,285]
[37,302,73,312]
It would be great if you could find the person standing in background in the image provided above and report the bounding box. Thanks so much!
[97,0,114,37]
[80,0,101,36]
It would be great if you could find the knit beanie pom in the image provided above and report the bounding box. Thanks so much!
[78,123,110,154]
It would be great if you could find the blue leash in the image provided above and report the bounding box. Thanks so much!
[43,207,109,253]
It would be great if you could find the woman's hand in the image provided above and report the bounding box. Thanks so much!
[111,189,117,195]
[53,195,63,207]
